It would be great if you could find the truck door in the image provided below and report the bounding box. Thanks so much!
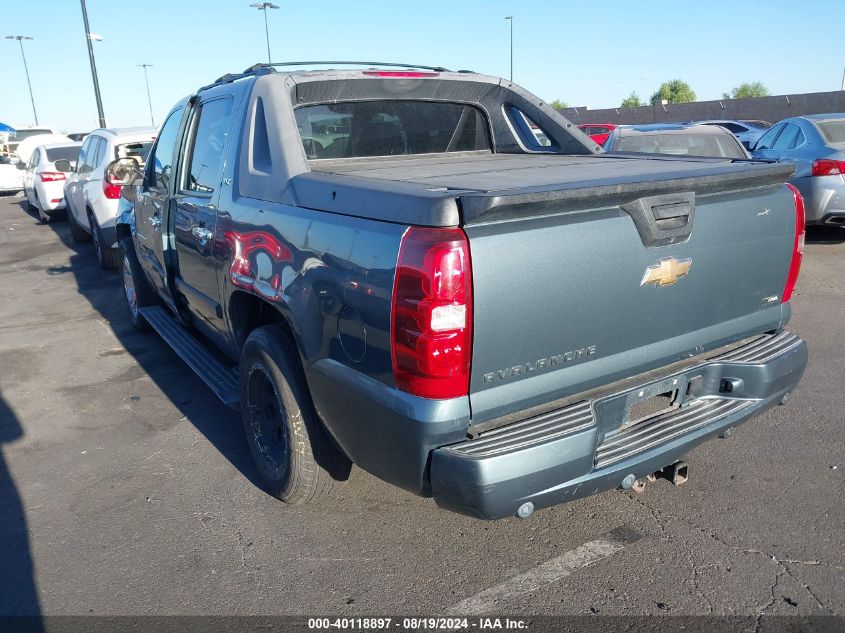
[172,95,235,335]
[134,106,185,299]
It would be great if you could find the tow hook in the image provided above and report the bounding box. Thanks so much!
[666,460,689,486]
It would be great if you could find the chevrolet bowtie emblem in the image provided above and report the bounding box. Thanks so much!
[641,257,692,287]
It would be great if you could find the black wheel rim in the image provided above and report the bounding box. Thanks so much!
[246,365,289,479]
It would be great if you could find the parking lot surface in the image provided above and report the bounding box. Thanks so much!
[0,194,843,619]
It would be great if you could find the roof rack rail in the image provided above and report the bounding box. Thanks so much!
[257,61,451,72]
[199,61,454,93]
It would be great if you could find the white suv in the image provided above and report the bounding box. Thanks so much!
[64,127,156,268]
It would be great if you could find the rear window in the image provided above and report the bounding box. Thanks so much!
[294,101,491,159]
[11,129,53,142]
[116,141,153,163]
[740,120,773,129]
[816,120,845,144]
[617,132,746,158]
[45,146,80,162]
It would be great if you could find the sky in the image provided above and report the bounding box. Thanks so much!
[2,0,843,133]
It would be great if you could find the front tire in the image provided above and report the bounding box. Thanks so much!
[89,213,120,269]
[119,237,156,332]
[240,325,351,504]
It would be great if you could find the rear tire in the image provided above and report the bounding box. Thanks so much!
[89,213,120,269]
[119,237,155,332]
[35,194,51,224]
[240,325,351,504]
[67,204,91,243]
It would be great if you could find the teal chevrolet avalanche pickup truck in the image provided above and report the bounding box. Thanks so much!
[110,62,808,518]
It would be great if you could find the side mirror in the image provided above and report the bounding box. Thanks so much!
[105,158,144,187]
[54,159,72,172]
[16,161,26,170]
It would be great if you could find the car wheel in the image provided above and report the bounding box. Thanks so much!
[89,213,120,269]
[240,325,351,504]
[25,191,37,215]
[35,194,51,224]
[67,204,91,243]
[119,237,155,332]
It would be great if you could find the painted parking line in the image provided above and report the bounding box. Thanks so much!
[446,526,642,615]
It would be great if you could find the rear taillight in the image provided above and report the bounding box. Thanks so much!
[102,180,122,199]
[39,172,66,182]
[811,159,845,177]
[782,183,805,303]
[391,227,472,399]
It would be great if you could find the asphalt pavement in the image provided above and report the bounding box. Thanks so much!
[0,194,842,625]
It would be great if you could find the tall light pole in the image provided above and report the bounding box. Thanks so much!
[504,16,513,82]
[137,64,155,127]
[250,2,279,64]
[5,35,38,125]
[79,0,106,128]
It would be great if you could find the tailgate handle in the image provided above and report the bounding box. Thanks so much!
[621,192,695,248]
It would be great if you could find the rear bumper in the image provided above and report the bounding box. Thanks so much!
[430,331,807,519]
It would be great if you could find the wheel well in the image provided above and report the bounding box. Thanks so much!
[116,223,131,242]
[229,290,296,351]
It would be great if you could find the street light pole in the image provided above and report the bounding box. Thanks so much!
[79,0,106,128]
[138,64,155,127]
[249,3,279,64]
[5,35,38,125]
[505,16,513,82]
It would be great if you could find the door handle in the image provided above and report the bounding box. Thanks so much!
[192,226,213,241]
[148,215,162,228]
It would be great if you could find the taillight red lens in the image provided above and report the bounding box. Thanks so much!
[362,71,439,78]
[811,159,845,177]
[391,227,472,399]
[782,183,805,303]
[39,172,66,182]
[102,180,122,199]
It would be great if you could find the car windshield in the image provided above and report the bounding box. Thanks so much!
[294,101,491,159]
[45,146,80,162]
[116,141,153,163]
[816,120,845,144]
[617,132,746,158]
[740,120,773,129]
[12,129,53,141]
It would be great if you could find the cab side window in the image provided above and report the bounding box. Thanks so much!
[146,107,184,192]
[184,97,235,194]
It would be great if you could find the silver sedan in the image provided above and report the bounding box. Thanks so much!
[751,114,845,225]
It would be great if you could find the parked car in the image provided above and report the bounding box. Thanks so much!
[112,63,806,519]
[750,114,845,226]
[577,123,617,145]
[4,126,59,154]
[14,133,74,165]
[604,123,750,159]
[696,119,772,149]
[61,127,156,268]
[21,141,82,223]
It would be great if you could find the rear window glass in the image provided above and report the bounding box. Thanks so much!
[616,132,746,158]
[11,129,53,141]
[45,146,80,162]
[294,101,491,159]
[116,141,153,163]
[740,120,773,129]
[816,120,845,144]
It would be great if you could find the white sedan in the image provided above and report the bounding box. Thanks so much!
[22,142,82,223]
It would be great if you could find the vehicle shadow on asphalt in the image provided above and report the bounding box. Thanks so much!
[0,393,43,629]
[29,201,265,494]
[806,225,845,244]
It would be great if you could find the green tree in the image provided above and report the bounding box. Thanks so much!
[550,99,568,110]
[650,79,697,105]
[724,81,770,99]
[621,92,643,108]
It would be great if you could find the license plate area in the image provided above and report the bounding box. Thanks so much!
[620,375,690,431]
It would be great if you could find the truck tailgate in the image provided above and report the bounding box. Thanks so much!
[464,167,798,425]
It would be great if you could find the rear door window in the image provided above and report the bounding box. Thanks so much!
[772,123,800,150]
[294,101,491,159]
[754,123,785,150]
